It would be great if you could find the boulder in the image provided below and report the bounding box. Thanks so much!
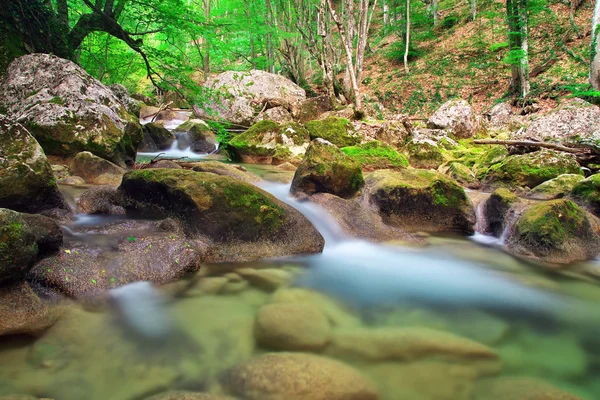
[570,173,600,216]
[110,83,143,116]
[472,377,582,400]
[255,106,293,124]
[305,117,361,148]
[517,98,600,143]
[228,120,310,164]
[188,161,261,183]
[0,282,60,337]
[255,303,331,351]
[530,174,584,200]
[20,213,63,255]
[77,186,125,215]
[0,115,67,213]
[474,145,509,173]
[223,353,378,400]
[479,188,519,237]
[363,169,476,233]
[69,151,125,185]
[290,95,333,122]
[486,102,523,130]
[504,199,600,264]
[427,99,477,138]
[438,161,478,188]
[138,121,176,152]
[0,209,39,284]
[119,169,324,257]
[482,149,582,189]
[144,392,236,400]
[341,140,409,170]
[173,119,217,153]
[196,70,306,126]
[290,139,364,198]
[0,54,142,166]
[407,139,445,169]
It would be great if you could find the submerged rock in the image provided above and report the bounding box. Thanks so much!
[504,199,600,264]
[77,186,125,215]
[255,303,331,351]
[69,151,125,185]
[530,174,585,200]
[305,117,361,148]
[473,377,582,400]
[290,139,364,198]
[228,120,309,164]
[363,169,475,234]
[482,149,582,189]
[144,392,237,400]
[223,353,378,400]
[427,99,477,138]
[341,140,409,170]
[0,115,66,213]
[119,169,324,258]
[480,188,519,237]
[0,54,142,166]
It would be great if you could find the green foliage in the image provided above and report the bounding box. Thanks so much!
[442,12,461,30]
[489,42,509,52]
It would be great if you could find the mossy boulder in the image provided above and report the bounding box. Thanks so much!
[69,151,125,185]
[188,161,261,184]
[570,174,600,216]
[0,209,38,284]
[290,139,364,198]
[504,199,600,264]
[341,140,409,170]
[173,119,217,153]
[482,149,582,189]
[363,169,476,233]
[229,120,310,164]
[474,145,509,175]
[480,188,519,237]
[0,54,143,166]
[138,121,176,152]
[407,140,445,169]
[305,117,361,148]
[119,169,324,255]
[530,174,585,200]
[0,115,66,213]
[438,161,478,188]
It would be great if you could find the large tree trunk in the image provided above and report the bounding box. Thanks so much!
[404,0,410,74]
[383,0,390,30]
[518,0,530,97]
[506,0,529,97]
[591,0,600,90]
[470,0,477,21]
[432,0,438,27]
[203,0,211,75]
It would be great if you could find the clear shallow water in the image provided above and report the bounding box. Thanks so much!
[4,176,600,399]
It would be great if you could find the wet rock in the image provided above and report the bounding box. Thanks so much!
[570,173,600,216]
[473,377,582,400]
[530,174,584,200]
[341,140,408,170]
[305,117,361,148]
[0,115,67,213]
[228,120,310,164]
[77,186,125,215]
[138,121,176,152]
[0,209,39,283]
[20,213,63,255]
[119,169,324,258]
[276,162,297,171]
[481,149,582,190]
[255,303,331,351]
[58,176,86,186]
[0,282,61,337]
[363,169,475,234]
[255,106,293,124]
[290,95,333,122]
[290,139,364,198]
[110,83,143,116]
[223,353,378,400]
[150,160,183,169]
[0,54,142,166]
[504,199,600,264]
[69,151,125,185]
[145,392,237,400]
[196,70,306,126]
[427,99,477,138]
[173,119,217,153]
[325,327,499,372]
[407,139,445,169]
[480,188,519,237]
[188,161,260,183]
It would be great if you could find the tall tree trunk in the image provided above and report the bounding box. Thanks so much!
[355,0,371,83]
[203,0,211,75]
[518,0,529,97]
[591,0,600,90]
[265,0,275,73]
[507,0,525,96]
[383,0,390,30]
[432,0,438,27]
[404,0,410,74]
[470,0,477,21]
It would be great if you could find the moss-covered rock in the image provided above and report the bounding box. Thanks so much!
[291,139,364,198]
[188,161,261,184]
[341,140,409,170]
[363,169,476,233]
[229,120,310,164]
[0,115,66,213]
[173,119,217,153]
[475,146,509,171]
[482,149,582,189]
[530,174,585,200]
[570,174,600,216]
[438,161,478,188]
[69,151,125,185]
[0,54,142,166]
[305,117,361,148]
[119,169,324,255]
[505,199,600,264]
[407,139,445,169]
[480,188,519,237]
[0,209,38,284]
[138,121,176,152]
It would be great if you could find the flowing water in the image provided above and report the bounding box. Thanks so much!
[2,167,600,399]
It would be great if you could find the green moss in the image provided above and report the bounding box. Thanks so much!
[341,140,409,169]
[530,174,584,200]
[570,174,600,215]
[305,117,360,147]
[407,141,445,169]
[223,186,285,230]
[48,96,65,106]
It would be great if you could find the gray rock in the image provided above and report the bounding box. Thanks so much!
[427,99,477,138]
[69,151,125,185]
